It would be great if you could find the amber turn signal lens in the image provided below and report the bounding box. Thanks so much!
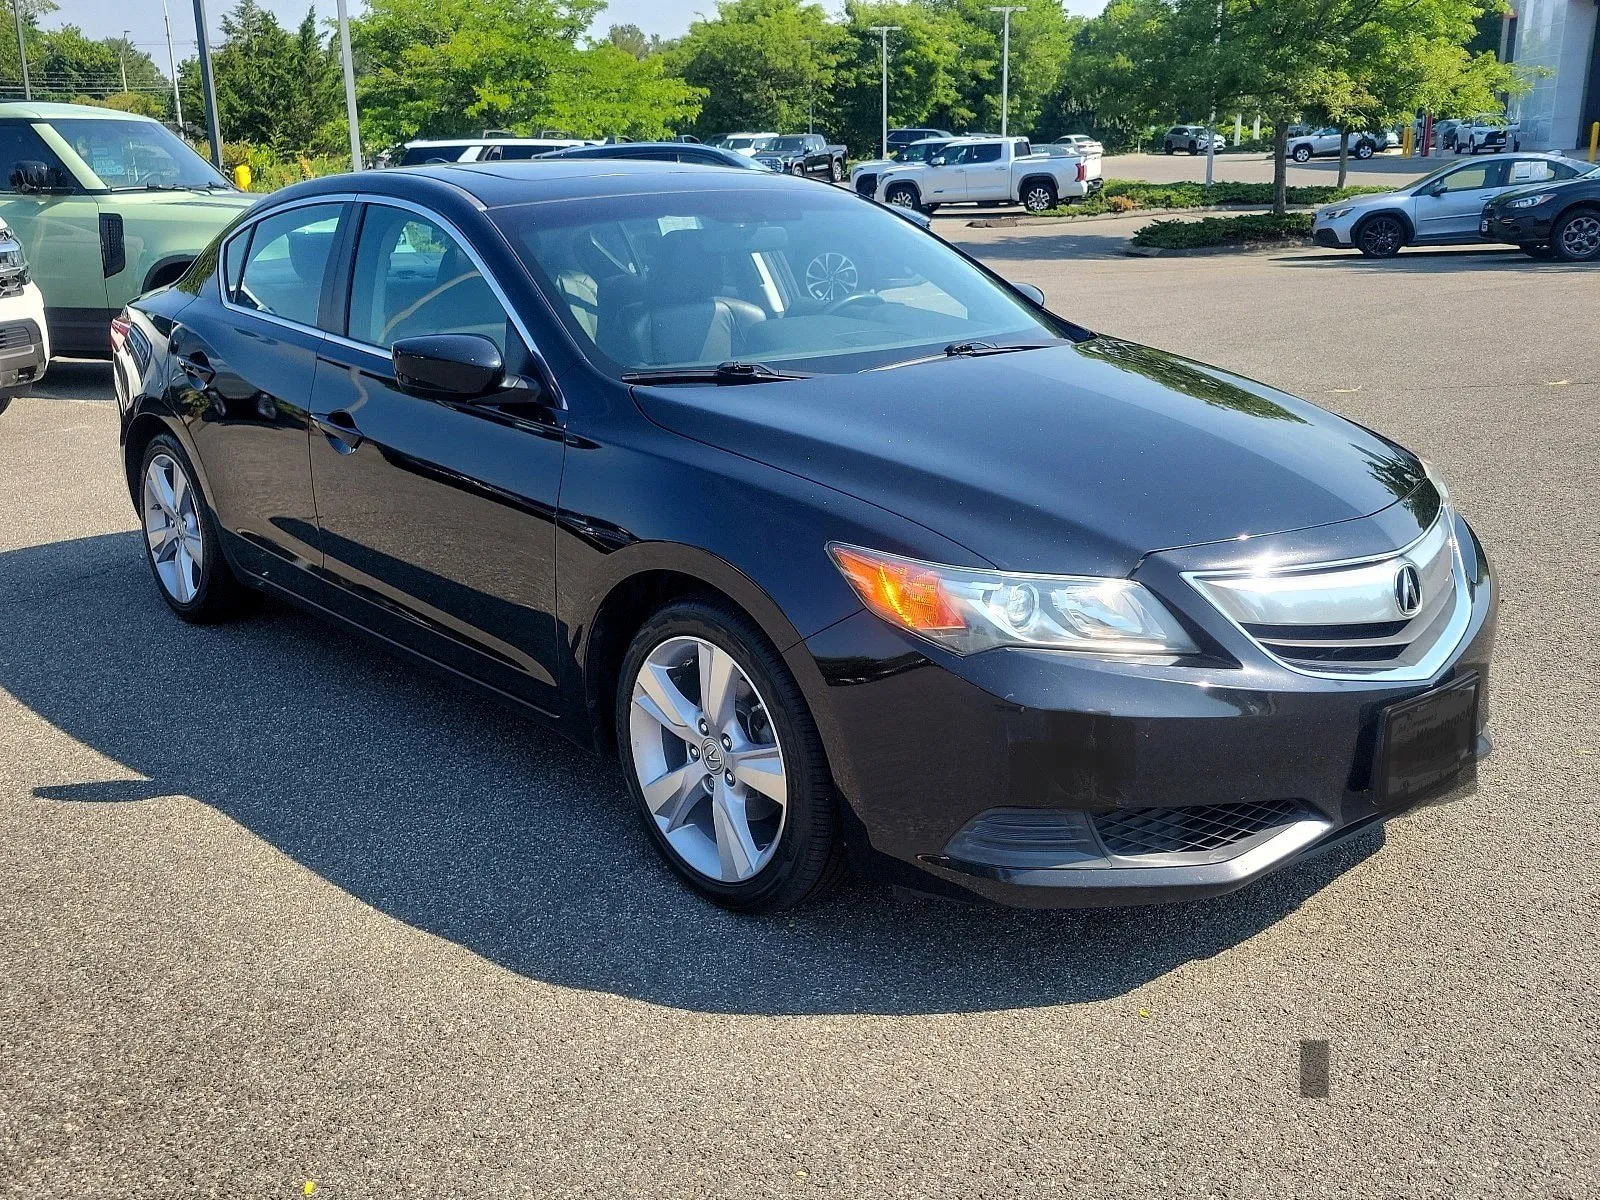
[830,545,966,632]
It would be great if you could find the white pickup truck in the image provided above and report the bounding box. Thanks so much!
[873,136,1103,214]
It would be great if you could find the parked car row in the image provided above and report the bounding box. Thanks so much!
[1311,152,1598,259]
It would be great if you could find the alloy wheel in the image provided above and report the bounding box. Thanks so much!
[1023,186,1054,213]
[885,186,917,209]
[1556,214,1600,260]
[628,635,788,884]
[1359,216,1404,257]
[805,251,859,302]
[142,452,205,604]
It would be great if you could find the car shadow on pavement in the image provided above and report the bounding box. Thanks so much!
[1,533,1381,1017]
[1282,248,1598,273]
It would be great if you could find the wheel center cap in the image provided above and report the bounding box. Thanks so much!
[701,739,724,772]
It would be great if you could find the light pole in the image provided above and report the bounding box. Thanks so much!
[119,29,130,93]
[867,25,899,159]
[335,0,362,169]
[11,1,29,101]
[162,0,184,132]
[191,0,224,169]
[988,6,1023,139]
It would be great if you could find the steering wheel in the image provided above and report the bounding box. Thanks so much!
[822,291,885,316]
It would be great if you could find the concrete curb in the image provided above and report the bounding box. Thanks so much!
[967,203,1320,228]
[1123,239,1314,258]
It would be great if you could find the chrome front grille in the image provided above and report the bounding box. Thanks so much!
[1185,508,1471,680]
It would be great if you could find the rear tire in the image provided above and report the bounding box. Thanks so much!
[616,599,846,913]
[138,433,252,623]
[1020,179,1057,213]
[1355,140,1374,160]
[829,159,842,183]
[1355,214,1406,258]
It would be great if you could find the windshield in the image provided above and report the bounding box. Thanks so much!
[724,136,774,151]
[897,141,947,163]
[770,137,808,152]
[52,118,230,190]
[493,188,1071,377]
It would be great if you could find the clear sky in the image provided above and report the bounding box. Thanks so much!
[63,1,1107,76]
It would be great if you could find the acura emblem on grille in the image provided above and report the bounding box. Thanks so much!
[1394,563,1423,617]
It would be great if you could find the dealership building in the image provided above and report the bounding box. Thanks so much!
[1504,1,1600,149]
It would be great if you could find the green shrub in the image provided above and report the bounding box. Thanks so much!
[1045,180,1387,218]
[1130,212,1315,249]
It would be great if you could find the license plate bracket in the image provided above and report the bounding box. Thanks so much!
[1375,673,1479,807]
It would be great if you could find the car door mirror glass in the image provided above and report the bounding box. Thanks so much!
[393,334,506,400]
[10,160,67,192]
[1012,281,1045,306]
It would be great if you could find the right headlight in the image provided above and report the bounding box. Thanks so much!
[1506,193,1555,209]
[828,543,1198,656]
[1320,206,1355,219]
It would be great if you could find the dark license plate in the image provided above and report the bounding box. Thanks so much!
[1377,674,1478,806]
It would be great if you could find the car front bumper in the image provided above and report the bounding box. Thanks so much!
[1482,207,1554,245]
[0,280,49,390]
[791,514,1496,908]
[1311,210,1362,248]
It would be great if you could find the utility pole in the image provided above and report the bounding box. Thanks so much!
[162,0,184,132]
[11,0,29,100]
[988,7,1023,139]
[335,0,362,170]
[119,29,130,93]
[191,0,224,168]
[867,26,898,159]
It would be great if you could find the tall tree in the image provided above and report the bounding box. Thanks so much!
[178,2,342,152]
[667,0,844,140]
[351,0,603,145]
[545,44,705,139]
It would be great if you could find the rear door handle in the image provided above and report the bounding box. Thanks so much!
[176,353,214,387]
[311,409,363,453]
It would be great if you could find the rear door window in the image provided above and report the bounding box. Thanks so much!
[234,203,346,327]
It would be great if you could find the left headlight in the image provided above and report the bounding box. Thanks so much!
[828,543,1199,656]
[1506,193,1555,209]
[1320,206,1355,220]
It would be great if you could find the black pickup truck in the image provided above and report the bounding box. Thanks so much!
[754,134,849,182]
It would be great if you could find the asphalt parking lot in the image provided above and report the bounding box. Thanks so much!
[3,227,1597,1198]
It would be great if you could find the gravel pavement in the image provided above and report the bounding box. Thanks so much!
[2,229,1596,1199]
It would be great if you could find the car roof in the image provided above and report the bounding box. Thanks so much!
[405,137,586,147]
[287,159,834,210]
[0,100,161,123]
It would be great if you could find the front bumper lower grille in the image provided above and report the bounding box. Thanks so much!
[1094,798,1303,856]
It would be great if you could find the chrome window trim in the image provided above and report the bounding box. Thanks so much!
[216,190,562,407]
[1183,507,1474,683]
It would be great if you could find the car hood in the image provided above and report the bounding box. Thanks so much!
[1326,188,1413,215]
[631,338,1426,576]
[97,188,257,213]
[852,158,894,175]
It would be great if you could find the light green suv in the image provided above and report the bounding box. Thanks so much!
[0,102,256,358]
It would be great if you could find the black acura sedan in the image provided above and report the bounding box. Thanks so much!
[1481,163,1600,260]
[113,161,1496,912]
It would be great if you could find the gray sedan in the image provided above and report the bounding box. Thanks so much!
[1311,153,1593,257]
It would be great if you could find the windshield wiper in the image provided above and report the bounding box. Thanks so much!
[871,341,1057,371]
[621,361,814,385]
[944,341,1053,357]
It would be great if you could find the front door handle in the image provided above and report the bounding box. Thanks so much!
[312,409,363,453]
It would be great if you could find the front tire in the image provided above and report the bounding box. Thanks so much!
[883,182,920,211]
[1551,209,1600,262]
[138,434,251,622]
[1292,145,1312,163]
[790,162,806,177]
[1355,214,1406,258]
[616,599,845,913]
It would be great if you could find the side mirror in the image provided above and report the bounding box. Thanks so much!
[929,155,946,166]
[1012,281,1046,306]
[1427,184,1448,197]
[10,160,64,193]
[392,334,505,400]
